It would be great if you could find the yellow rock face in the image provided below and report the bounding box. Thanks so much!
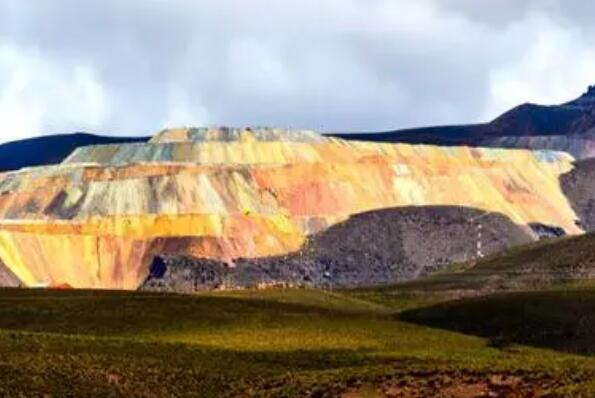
[0,127,580,289]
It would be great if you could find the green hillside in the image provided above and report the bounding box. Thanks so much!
[1,287,595,397]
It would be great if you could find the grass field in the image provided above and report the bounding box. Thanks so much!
[1,286,595,397]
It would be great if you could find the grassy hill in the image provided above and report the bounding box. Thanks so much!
[1,286,595,397]
[401,288,595,358]
[4,229,595,396]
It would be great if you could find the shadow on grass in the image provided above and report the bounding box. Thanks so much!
[399,289,595,356]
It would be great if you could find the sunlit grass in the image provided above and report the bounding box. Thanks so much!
[0,287,594,396]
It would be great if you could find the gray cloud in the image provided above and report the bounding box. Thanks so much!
[0,0,594,142]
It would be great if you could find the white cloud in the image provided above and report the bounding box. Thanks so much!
[160,84,210,130]
[0,0,593,142]
[0,42,108,142]
[485,15,595,119]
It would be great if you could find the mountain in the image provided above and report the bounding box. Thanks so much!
[0,133,148,172]
[0,127,580,290]
[484,85,595,137]
[331,85,595,159]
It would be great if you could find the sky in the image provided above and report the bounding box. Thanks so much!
[0,0,594,143]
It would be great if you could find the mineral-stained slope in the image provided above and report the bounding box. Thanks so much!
[0,127,582,289]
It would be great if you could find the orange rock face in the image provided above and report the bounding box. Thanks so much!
[0,127,581,289]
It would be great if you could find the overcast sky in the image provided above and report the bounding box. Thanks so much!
[0,0,594,142]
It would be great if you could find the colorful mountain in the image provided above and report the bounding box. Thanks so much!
[0,127,581,289]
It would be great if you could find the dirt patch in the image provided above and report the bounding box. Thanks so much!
[340,371,558,398]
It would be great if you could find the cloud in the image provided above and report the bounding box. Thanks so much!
[484,15,595,119]
[0,42,108,142]
[0,0,593,142]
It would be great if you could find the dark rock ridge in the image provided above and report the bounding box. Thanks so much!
[331,85,595,159]
[0,133,148,172]
[141,206,536,291]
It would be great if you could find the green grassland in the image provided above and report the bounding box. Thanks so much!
[1,284,595,397]
[4,232,595,396]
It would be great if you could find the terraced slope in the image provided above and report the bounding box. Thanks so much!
[0,127,581,289]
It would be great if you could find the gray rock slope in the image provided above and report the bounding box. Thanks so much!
[142,206,536,291]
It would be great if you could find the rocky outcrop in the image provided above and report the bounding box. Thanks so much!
[141,206,536,291]
[0,127,581,290]
[143,207,533,290]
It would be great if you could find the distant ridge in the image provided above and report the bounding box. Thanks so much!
[330,85,595,159]
[2,85,595,172]
[0,133,148,172]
